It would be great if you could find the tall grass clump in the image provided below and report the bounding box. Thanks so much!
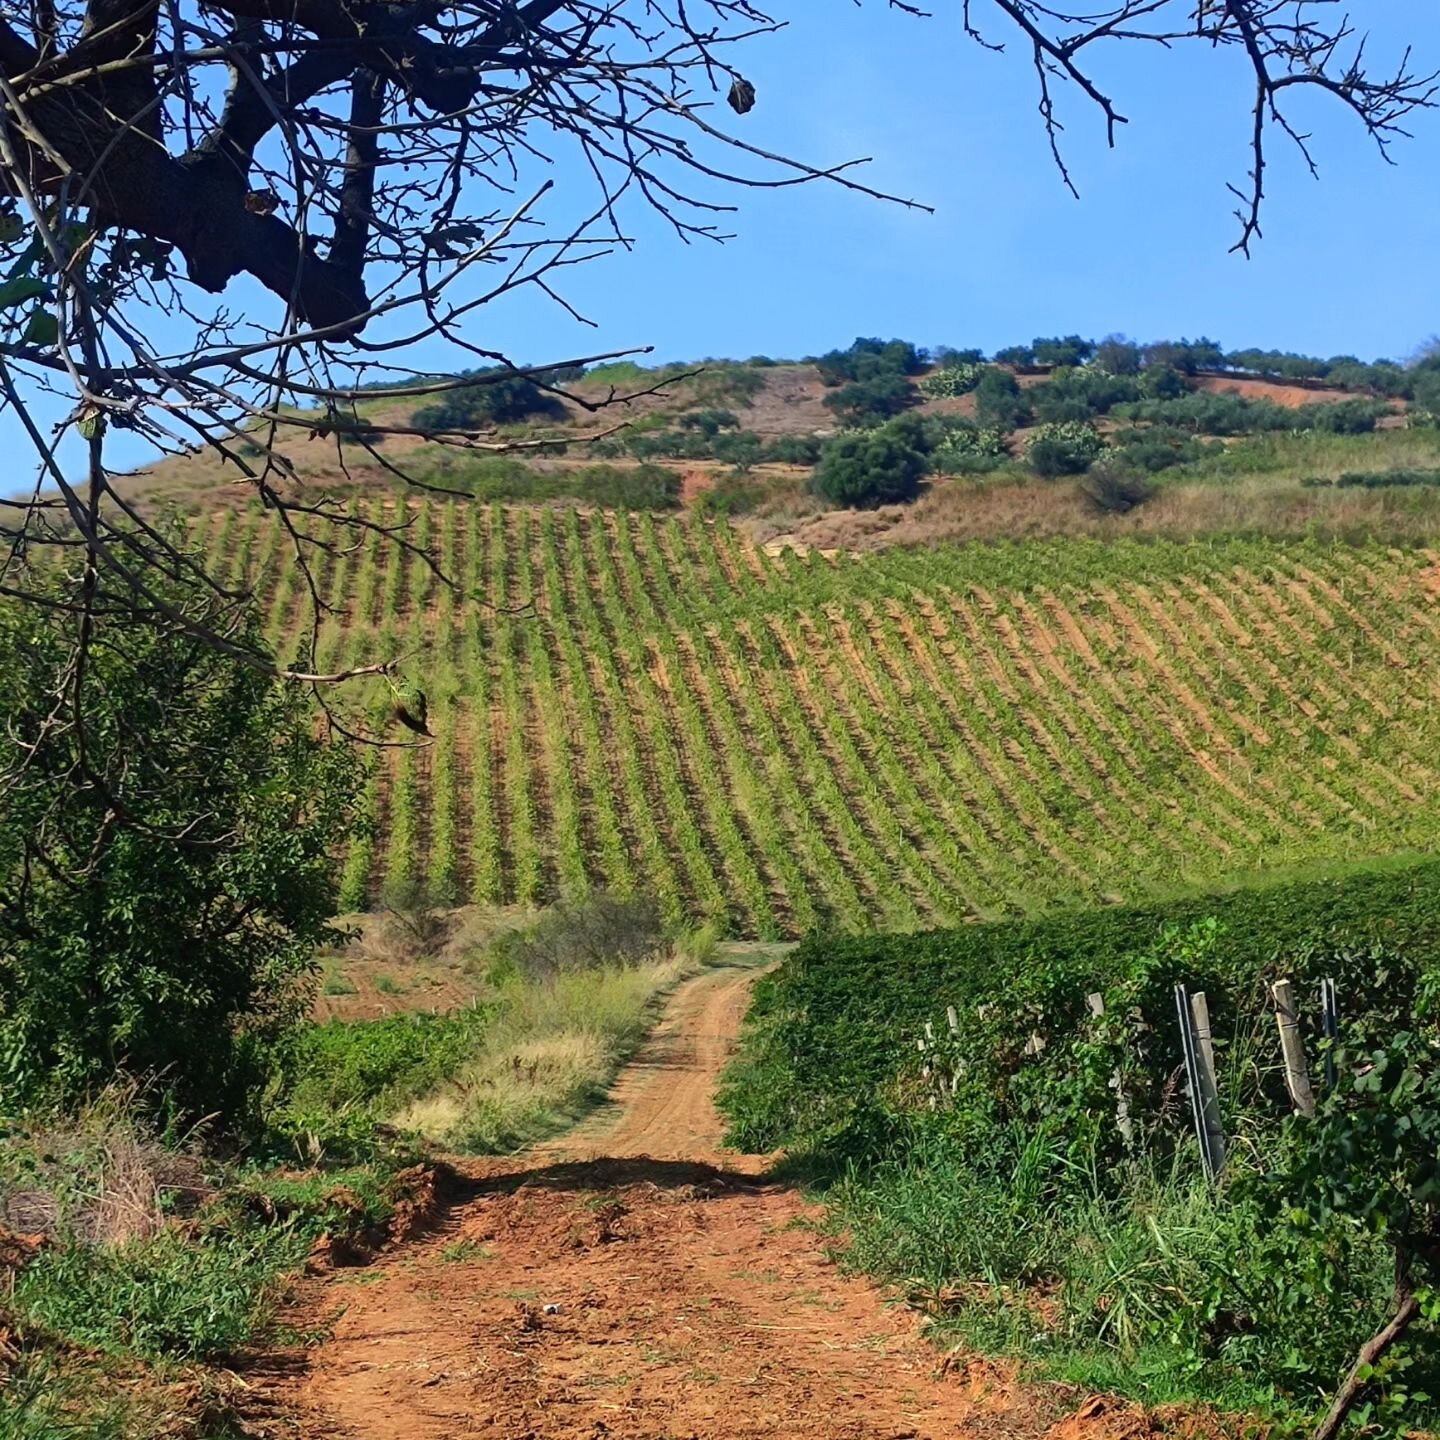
[279,892,692,1156]
[393,898,688,1150]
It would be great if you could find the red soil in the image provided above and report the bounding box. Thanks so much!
[246,966,1231,1440]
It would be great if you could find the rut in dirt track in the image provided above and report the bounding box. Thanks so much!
[252,960,1121,1440]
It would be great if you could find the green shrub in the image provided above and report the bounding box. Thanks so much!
[1028,366,1142,422]
[1093,336,1143,375]
[1410,369,1440,418]
[812,422,928,508]
[677,407,739,436]
[1295,398,1392,434]
[488,891,665,981]
[1227,347,1331,382]
[412,367,566,431]
[1025,421,1104,476]
[918,362,984,399]
[1114,391,1291,436]
[815,337,925,386]
[822,372,917,426]
[710,430,764,472]
[973,368,1032,430]
[571,463,680,508]
[1107,425,1213,473]
[0,572,360,1129]
[1032,335,1095,368]
[1137,364,1189,400]
[1141,337,1225,374]
[762,433,823,466]
[1078,461,1156,513]
[1114,392,1390,438]
[930,422,1011,474]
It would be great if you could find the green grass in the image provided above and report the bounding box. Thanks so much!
[1155,425,1440,487]
[12,1225,309,1361]
[409,454,683,508]
[810,1137,1397,1424]
[0,1101,418,1437]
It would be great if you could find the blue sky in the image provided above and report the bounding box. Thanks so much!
[11,1,1440,479]
[550,0,1440,369]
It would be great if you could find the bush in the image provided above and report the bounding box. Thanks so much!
[812,422,928,508]
[919,362,984,400]
[1078,461,1156,513]
[931,346,986,367]
[412,367,567,431]
[1142,337,1225,374]
[691,474,770,516]
[1295,398,1392,434]
[762,433,823,466]
[677,407,739,436]
[973,367,1032,430]
[569,463,680,508]
[815,337,925,386]
[1093,335,1143,375]
[1227,347,1331,382]
[1107,425,1212,473]
[929,421,1010,474]
[1113,391,1291,435]
[489,891,666,981]
[1024,420,1104,476]
[1028,366,1142,422]
[1412,369,1440,418]
[1137,364,1188,400]
[822,371,917,426]
[710,430,764,471]
[0,572,359,1130]
[1031,335,1095,368]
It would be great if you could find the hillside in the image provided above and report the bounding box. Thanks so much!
[219,499,1440,936]
[125,342,1440,562]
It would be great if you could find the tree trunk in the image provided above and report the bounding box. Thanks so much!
[1311,1256,1420,1440]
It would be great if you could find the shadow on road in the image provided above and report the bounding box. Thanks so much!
[435,1153,781,1207]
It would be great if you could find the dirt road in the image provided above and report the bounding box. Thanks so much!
[256,962,1077,1439]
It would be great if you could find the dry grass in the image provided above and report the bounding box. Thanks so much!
[314,904,539,1021]
[0,1087,210,1246]
[391,955,688,1151]
[743,468,1440,554]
